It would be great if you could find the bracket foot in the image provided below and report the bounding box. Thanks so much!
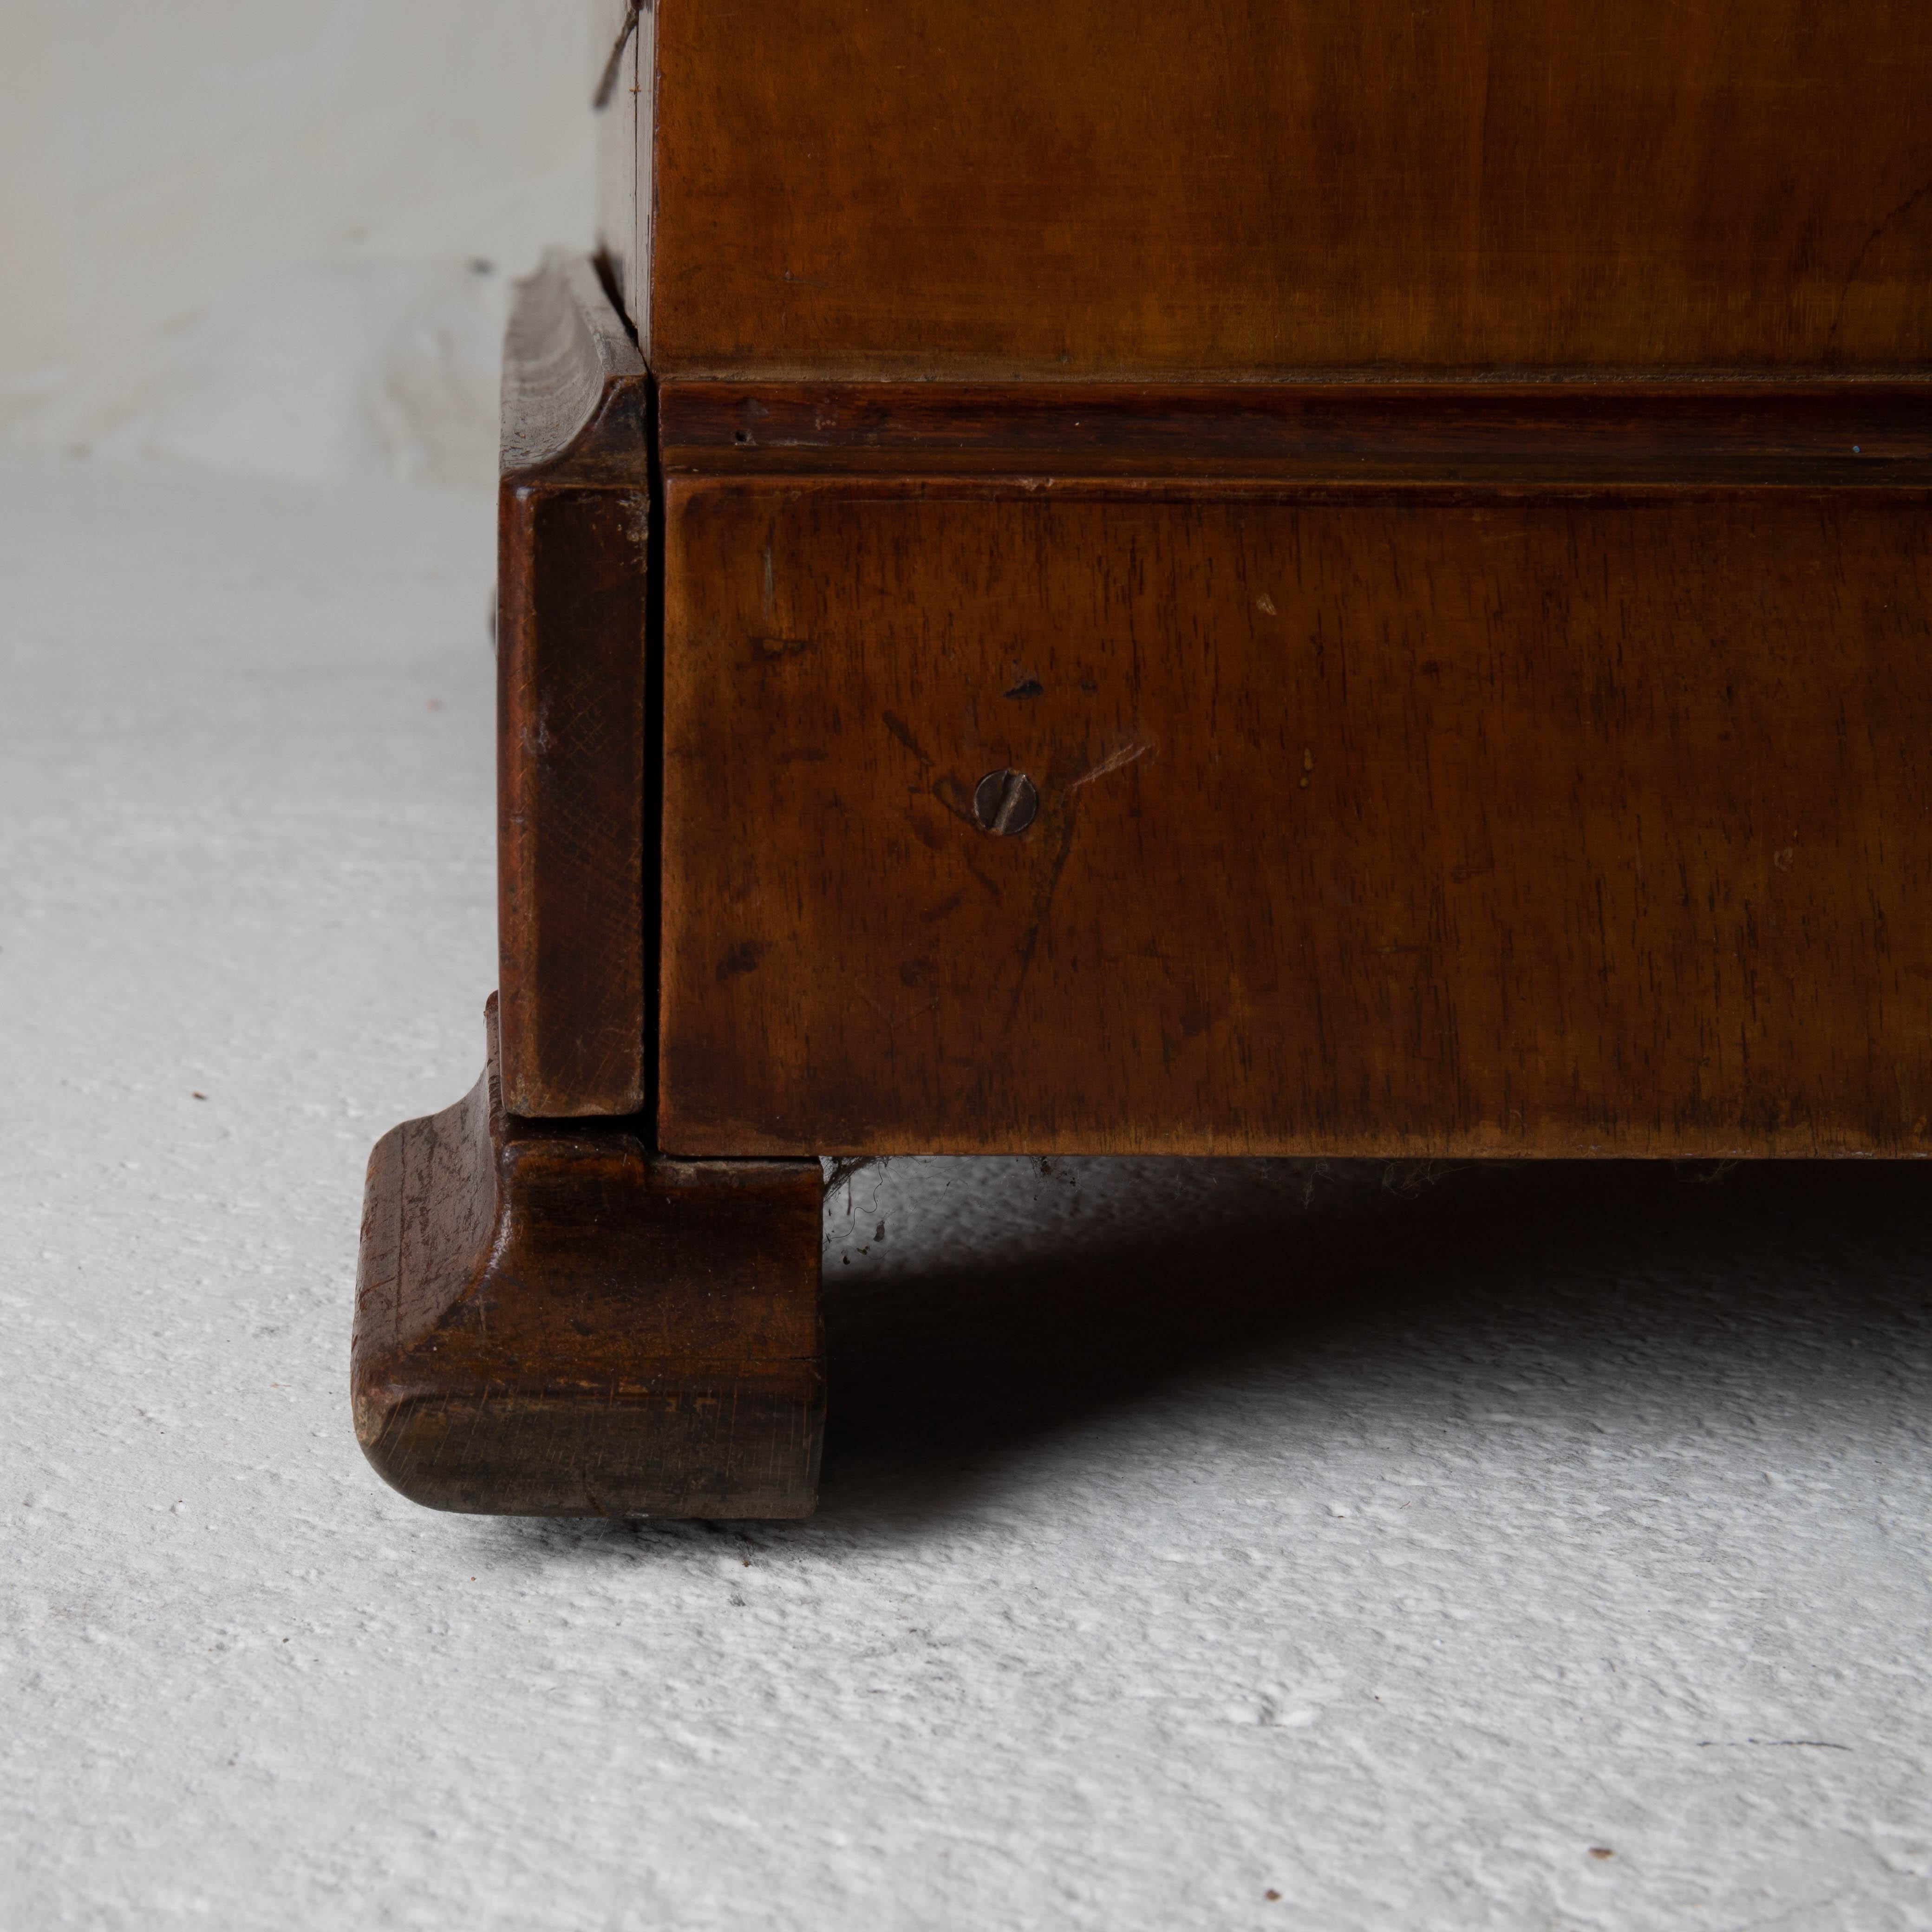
[352,1001,823,1517]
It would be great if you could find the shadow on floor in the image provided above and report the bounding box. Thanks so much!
[488,1158,1930,1560]
[814,1158,1932,1527]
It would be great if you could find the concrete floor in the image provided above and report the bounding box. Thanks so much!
[3,454,1930,1930]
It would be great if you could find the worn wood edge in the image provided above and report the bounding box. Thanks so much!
[660,1118,1932,1161]
[660,379,1932,483]
[351,1001,824,1519]
[502,250,650,483]
[650,354,1932,386]
[496,472,651,1118]
[497,251,653,1119]
[656,475,1932,514]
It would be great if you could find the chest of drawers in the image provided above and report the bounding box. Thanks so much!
[353,0,1932,1517]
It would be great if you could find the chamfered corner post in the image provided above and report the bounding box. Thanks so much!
[350,255,825,1519]
[495,250,652,1119]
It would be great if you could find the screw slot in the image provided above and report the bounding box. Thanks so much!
[973,769,1038,835]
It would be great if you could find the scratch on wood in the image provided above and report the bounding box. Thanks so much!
[882,711,934,765]
[1068,738,1154,791]
[855,989,940,1034]
[1005,802,1081,1027]
[1825,173,1932,354]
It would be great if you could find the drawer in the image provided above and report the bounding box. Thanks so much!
[659,482,1932,1156]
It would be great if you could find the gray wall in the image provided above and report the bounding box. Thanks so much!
[2,2,594,485]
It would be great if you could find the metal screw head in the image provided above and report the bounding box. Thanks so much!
[973,769,1038,835]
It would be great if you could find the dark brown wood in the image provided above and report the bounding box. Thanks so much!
[660,380,1932,485]
[638,0,1932,378]
[659,476,1932,1158]
[497,252,653,1118]
[352,999,823,1517]
[372,0,1932,1516]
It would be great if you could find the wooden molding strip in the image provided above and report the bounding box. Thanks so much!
[661,379,1932,485]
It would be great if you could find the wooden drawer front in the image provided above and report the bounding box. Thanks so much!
[660,483,1932,1157]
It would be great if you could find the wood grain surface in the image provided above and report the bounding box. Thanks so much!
[352,1001,824,1517]
[659,381,1932,485]
[641,0,1932,377]
[497,253,653,1117]
[659,479,1932,1158]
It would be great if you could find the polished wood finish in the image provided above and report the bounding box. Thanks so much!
[659,380,1932,485]
[352,1000,823,1517]
[660,479,1932,1158]
[365,0,1932,1519]
[497,254,652,1117]
[640,0,1932,378]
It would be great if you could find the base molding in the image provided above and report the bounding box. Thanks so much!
[351,1000,822,1518]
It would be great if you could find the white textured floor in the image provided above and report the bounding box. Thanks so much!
[3,454,1930,1931]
